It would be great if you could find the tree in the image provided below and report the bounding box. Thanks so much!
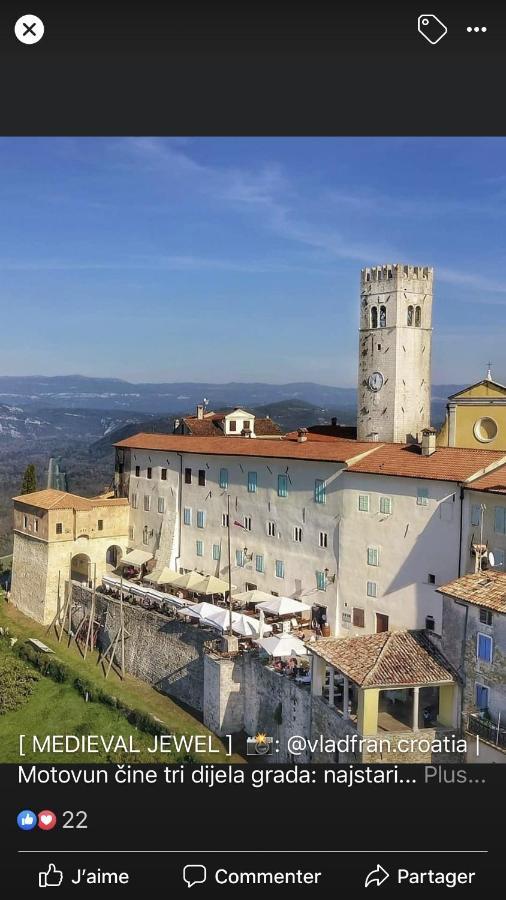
[21,464,37,495]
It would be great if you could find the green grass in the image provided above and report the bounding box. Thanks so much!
[0,595,242,762]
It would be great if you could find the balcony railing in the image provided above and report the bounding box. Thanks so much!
[467,713,506,750]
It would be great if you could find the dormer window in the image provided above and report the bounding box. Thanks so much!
[243,420,250,430]
[229,420,237,432]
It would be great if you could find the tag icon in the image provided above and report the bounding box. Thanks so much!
[418,14,447,44]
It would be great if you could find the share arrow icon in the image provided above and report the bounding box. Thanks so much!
[364,864,390,888]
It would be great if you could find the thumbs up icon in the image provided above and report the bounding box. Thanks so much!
[38,863,64,888]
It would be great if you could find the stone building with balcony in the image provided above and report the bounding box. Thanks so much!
[438,570,506,762]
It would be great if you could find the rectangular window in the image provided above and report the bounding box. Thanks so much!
[293,526,303,542]
[244,515,252,531]
[475,683,489,710]
[275,559,285,579]
[247,471,257,493]
[236,549,244,567]
[158,497,165,514]
[243,420,250,430]
[198,469,206,487]
[135,465,140,477]
[278,474,288,498]
[23,515,28,528]
[479,608,493,626]
[379,496,392,515]
[197,509,206,528]
[315,479,326,504]
[366,581,377,598]
[367,546,379,566]
[319,531,328,549]
[316,570,326,591]
[471,504,481,526]
[255,554,264,573]
[428,573,436,584]
[376,613,389,633]
[358,494,369,512]
[131,492,138,509]
[494,506,506,534]
[229,420,237,432]
[97,519,103,531]
[267,521,276,537]
[34,519,39,533]
[183,507,192,526]
[417,487,429,506]
[147,467,152,480]
[196,540,204,557]
[477,633,493,663]
[212,543,221,561]
[56,522,63,535]
[128,525,134,541]
[353,607,365,628]
[219,468,229,489]
[185,468,192,484]
[161,468,167,481]
[142,529,149,545]
[222,512,229,527]
[144,495,151,512]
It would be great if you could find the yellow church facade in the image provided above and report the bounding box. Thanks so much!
[437,377,506,451]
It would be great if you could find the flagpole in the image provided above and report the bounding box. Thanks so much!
[227,494,233,635]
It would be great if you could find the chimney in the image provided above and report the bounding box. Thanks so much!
[331,417,337,427]
[297,427,308,443]
[196,404,204,420]
[421,427,437,456]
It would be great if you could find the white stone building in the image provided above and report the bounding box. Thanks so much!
[114,431,506,636]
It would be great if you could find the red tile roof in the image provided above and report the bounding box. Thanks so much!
[114,432,378,464]
[438,571,506,614]
[466,463,506,494]
[12,489,129,511]
[310,631,455,688]
[346,443,506,482]
[183,414,282,437]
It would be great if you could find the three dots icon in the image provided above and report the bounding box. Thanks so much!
[467,26,487,33]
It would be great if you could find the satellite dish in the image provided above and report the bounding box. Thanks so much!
[488,551,495,568]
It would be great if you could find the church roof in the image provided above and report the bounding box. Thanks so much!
[448,378,506,400]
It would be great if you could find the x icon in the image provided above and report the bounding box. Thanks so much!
[23,22,37,36]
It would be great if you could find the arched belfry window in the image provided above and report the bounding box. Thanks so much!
[371,307,378,329]
[407,305,414,326]
[415,305,421,327]
[379,305,386,327]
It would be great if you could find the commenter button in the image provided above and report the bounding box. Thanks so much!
[214,870,323,886]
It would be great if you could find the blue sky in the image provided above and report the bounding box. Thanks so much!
[0,137,505,386]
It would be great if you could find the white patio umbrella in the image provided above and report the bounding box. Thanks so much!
[255,596,311,617]
[232,589,275,608]
[183,601,221,620]
[232,613,273,639]
[254,634,308,657]
[191,574,236,596]
[204,607,240,631]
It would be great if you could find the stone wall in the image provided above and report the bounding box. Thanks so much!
[72,584,210,712]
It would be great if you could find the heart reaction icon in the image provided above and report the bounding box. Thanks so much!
[38,810,57,831]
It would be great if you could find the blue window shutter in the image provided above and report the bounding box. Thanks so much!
[278,474,288,497]
[477,634,492,662]
[248,471,257,493]
[219,468,228,489]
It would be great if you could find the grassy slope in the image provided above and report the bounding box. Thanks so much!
[0,596,241,763]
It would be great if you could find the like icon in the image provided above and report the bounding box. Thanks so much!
[38,810,57,831]
[17,809,37,831]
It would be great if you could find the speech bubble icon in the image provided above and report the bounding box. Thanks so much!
[183,865,207,888]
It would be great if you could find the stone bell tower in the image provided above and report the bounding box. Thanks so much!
[357,263,433,443]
